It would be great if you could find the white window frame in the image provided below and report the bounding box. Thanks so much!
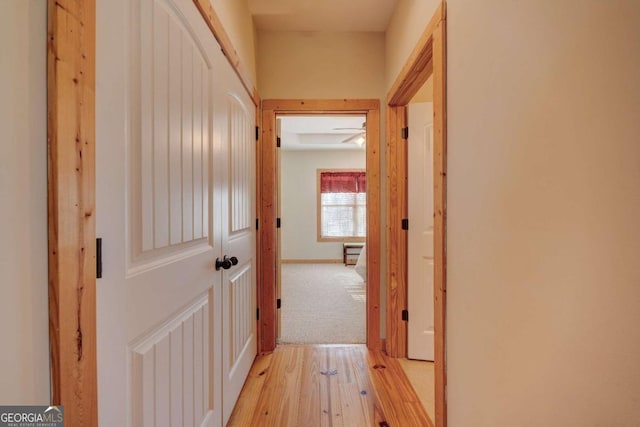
[317,169,366,242]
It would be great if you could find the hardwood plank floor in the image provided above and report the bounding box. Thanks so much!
[228,344,433,427]
[398,359,435,421]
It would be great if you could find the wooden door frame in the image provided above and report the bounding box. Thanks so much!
[47,0,98,424]
[385,2,447,426]
[259,99,381,353]
[48,0,260,424]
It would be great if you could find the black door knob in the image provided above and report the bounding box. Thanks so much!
[229,256,238,266]
[215,256,232,271]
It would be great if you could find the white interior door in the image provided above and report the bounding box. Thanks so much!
[96,0,255,425]
[214,60,257,424]
[407,102,435,361]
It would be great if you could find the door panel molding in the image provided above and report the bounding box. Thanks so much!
[228,94,254,234]
[259,99,381,353]
[227,265,253,367]
[386,2,447,426]
[131,0,213,266]
[130,294,211,426]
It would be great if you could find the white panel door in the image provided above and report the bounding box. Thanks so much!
[96,0,255,425]
[407,102,435,361]
[212,63,257,424]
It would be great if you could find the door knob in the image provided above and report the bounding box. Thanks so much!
[215,256,232,271]
[229,256,238,266]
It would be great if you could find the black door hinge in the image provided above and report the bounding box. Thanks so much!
[96,238,103,278]
[276,218,281,228]
[256,218,259,230]
[402,127,409,139]
[255,126,259,141]
[276,136,281,148]
[277,298,281,309]
[402,309,409,322]
[256,308,260,320]
[401,218,409,230]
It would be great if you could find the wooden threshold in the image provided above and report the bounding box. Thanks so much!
[228,344,433,427]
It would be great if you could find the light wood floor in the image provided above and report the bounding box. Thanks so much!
[398,359,435,422]
[228,344,434,426]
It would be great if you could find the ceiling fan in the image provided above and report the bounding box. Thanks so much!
[333,122,366,146]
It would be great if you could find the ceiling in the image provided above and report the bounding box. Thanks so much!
[280,115,366,151]
[248,0,398,32]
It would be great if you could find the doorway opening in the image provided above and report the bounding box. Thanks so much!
[385,3,447,427]
[398,78,436,418]
[259,99,381,353]
[277,115,367,344]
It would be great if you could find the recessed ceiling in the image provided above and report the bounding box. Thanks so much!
[248,0,398,32]
[280,115,366,151]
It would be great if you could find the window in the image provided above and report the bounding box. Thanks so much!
[317,170,366,241]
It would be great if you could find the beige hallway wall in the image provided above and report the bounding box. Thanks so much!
[389,0,640,425]
[211,0,258,84]
[384,0,441,90]
[257,31,386,99]
[446,1,640,424]
[0,0,50,404]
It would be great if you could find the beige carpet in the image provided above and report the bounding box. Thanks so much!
[279,263,366,344]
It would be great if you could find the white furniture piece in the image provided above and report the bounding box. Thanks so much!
[354,244,367,280]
